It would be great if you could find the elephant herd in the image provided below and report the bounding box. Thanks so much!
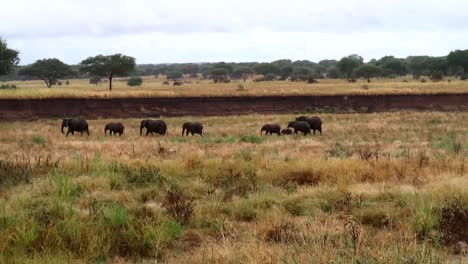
[261,116,322,136]
[60,115,322,137]
[61,119,203,137]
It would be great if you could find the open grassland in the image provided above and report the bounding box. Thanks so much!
[1,77,468,99]
[0,112,467,263]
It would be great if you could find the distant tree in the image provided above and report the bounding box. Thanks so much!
[318,59,338,69]
[425,57,448,78]
[407,56,430,78]
[19,58,74,88]
[377,56,407,76]
[80,54,136,91]
[212,62,233,74]
[290,67,311,81]
[181,64,199,78]
[353,64,381,83]
[0,38,20,76]
[338,54,363,82]
[326,67,341,79]
[210,68,229,83]
[279,66,293,80]
[264,73,277,81]
[253,63,279,76]
[166,71,183,81]
[231,66,253,82]
[447,50,468,75]
[127,77,143,86]
[89,76,101,85]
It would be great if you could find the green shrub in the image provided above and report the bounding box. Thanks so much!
[31,135,47,145]
[106,204,128,228]
[0,84,16,89]
[127,77,143,87]
[411,198,440,240]
[118,164,166,187]
[240,134,265,144]
[264,73,276,81]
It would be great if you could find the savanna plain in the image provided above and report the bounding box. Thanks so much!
[1,76,468,99]
[0,111,467,263]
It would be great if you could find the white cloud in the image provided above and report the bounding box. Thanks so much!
[2,0,468,64]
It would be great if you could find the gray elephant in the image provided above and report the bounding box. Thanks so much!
[140,120,167,136]
[281,128,293,135]
[105,122,124,136]
[182,122,203,136]
[287,121,311,136]
[295,116,322,135]
[61,118,90,136]
[261,123,281,136]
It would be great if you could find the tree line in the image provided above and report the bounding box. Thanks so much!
[1,37,468,91]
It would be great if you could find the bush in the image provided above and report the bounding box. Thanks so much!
[460,74,468,81]
[31,136,47,145]
[439,197,468,245]
[118,164,166,187]
[0,84,16,89]
[253,77,265,82]
[431,71,443,81]
[264,73,276,81]
[240,134,265,144]
[127,77,143,87]
[89,76,101,85]
[162,189,194,224]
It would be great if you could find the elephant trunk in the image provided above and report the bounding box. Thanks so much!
[182,128,185,136]
[104,126,108,135]
[140,124,144,135]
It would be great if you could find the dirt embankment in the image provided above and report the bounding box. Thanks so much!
[0,94,467,121]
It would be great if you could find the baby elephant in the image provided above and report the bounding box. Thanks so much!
[182,122,203,136]
[261,123,281,136]
[105,122,125,136]
[281,128,293,135]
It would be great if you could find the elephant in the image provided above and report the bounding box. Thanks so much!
[287,121,311,136]
[173,81,183,86]
[261,123,281,136]
[182,122,204,136]
[281,128,293,135]
[295,116,322,135]
[61,118,90,136]
[140,120,167,136]
[105,122,124,136]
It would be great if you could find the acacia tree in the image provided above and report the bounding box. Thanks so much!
[338,54,363,82]
[447,50,468,75]
[19,59,73,87]
[0,37,20,76]
[231,66,253,82]
[353,64,381,83]
[210,68,229,83]
[80,54,136,91]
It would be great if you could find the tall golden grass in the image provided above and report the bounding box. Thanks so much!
[0,112,466,263]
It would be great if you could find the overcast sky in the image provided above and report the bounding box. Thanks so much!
[2,0,468,65]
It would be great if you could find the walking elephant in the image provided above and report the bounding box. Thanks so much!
[295,116,322,135]
[182,122,204,136]
[287,121,311,136]
[61,118,90,136]
[261,123,281,136]
[105,122,124,136]
[140,120,167,136]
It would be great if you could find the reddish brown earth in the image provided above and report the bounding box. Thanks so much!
[0,94,467,121]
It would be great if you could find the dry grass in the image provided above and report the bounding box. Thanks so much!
[1,76,467,99]
[0,112,467,263]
